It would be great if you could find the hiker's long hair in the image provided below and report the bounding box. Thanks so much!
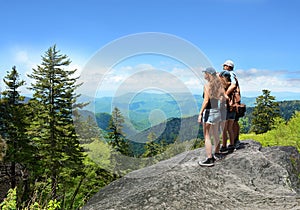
[207,74,224,100]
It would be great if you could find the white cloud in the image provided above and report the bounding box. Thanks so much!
[94,64,300,98]
[94,64,202,97]
[236,68,300,95]
[3,49,299,100]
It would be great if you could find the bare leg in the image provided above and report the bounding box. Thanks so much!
[233,120,240,143]
[219,120,226,135]
[227,119,235,145]
[212,122,220,153]
[222,120,228,147]
[203,123,212,158]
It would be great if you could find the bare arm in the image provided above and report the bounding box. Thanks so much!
[198,85,210,123]
[226,72,237,95]
[225,83,237,96]
[220,86,229,102]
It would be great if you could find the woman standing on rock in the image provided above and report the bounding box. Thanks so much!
[198,67,228,167]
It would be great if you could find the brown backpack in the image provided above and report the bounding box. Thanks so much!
[228,78,246,117]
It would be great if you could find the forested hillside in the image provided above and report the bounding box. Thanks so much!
[94,99,300,149]
[279,100,300,120]
[80,93,256,131]
[129,115,203,156]
[0,46,117,209]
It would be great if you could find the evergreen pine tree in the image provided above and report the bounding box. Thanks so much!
[27,45,85,201]
[107,107,133,176]
[250,89,281,134]
[107,107,131,155]
[0,66,34,206]
[143,132,165,157]
[1,67,25,186]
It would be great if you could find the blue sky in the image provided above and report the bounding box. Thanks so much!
[1,0,300,100]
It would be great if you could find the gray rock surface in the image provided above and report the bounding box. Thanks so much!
[82,140,300,210]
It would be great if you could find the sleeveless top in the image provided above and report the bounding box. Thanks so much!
[203,92,219,109]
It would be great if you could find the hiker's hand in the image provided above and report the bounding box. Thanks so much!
[198,114,202,124]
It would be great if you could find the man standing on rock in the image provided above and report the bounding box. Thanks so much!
[219,60,241,153]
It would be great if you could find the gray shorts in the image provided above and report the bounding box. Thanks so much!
[202,108,221,124]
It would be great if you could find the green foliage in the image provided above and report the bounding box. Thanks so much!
[0,188,62,210]
[0,66,36,206]
[0,46,122,209]
[83,139,111,169]
[236,101,300,135]
[24,199,60,210]
[0,188,17,210]
[26,45,86,203]
[106,107,135,176]
[250,89,281,134]
[107,107,132,156]
[278,100,300,120]
[60,156,116,209]
[191,138,205,149]
[0,66,28,166]
[238,116,251,133]
[288,112,300,149]
[131,115,203,156]
[143,132,166,158]
[0,135,6,161]
[241,111,300,151]
[73,109,101,144]
[47,199,61,210]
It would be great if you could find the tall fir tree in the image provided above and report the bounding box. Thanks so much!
[27,45,85,201]
[250,89,281,134]
[0,66,34,206]
[107,107,131,155]
[0,67,25,186]
[107,107,133,176]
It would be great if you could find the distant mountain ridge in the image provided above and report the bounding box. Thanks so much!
[78,92,256,132]
[80,92,257,114]
[78,91,300,116]
[81,98,300,156]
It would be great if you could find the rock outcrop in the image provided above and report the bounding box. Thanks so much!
[83,140,300,210]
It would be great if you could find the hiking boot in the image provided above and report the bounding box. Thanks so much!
[214,153,225,161]
[234,139,241,146]
[227,144,235,153]
[198,157,215,167]
[235,140,245,150]
[219,146,228,154]
[211,155,216,162]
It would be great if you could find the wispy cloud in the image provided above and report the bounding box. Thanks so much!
[236,68,300,94]
[6,48,298,100]
[92,64,205,98]
[91,65,300,98]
